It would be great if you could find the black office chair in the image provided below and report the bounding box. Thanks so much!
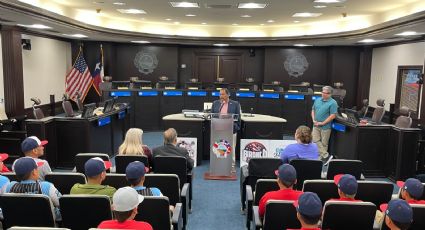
[62,100,75,117]
[44,172,86,194]
[371,99,385,124]
[253,200,300,230]
[135,196,183,230]
[75,153,110,174]
[59,195,112,230]
[302,180,339,204]
[240,158,282,211]
[246,179,279,229]
[394,106,412,128]
[154,156,193,210]
[290,159,323,190]
[324,159,363,180]
[103,173,128,189]
[115,155,149,173]
[322,201,376,229]
[0,194,56,229]
[356,180,394,207]
[144,174,190,229]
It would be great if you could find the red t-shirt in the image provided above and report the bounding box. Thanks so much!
[407,199,425,205]
[329,197,362,202]
[259,188,303,217]
[98,220,153,230]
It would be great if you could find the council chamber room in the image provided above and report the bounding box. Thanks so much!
[0,0,424,230]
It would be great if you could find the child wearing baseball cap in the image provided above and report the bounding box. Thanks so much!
[397,178,425,204]
[380,199,413,230]
[0,153,10,193]
[14,136,51,180]
[98,187,153,229]
[289,192,323,230]
[330,174,362,202]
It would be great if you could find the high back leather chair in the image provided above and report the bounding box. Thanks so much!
[290,159,323,190]
[302,180,339,204]
[75,153,110,174]
[59,195,112,230]
[33,108,45,119]
[246,179,279,229]
[322,201,376,229]
[356,181,394,207]
[135,196,183,230]
[253,200,300,230]
[325,159,363,180]
[115,155,149,173]
[0,194,55,229]
[371,99,385,124]
[357,99,369,118]
[395,106,412,128]
[62,100,75,117]
[44,172,86,194]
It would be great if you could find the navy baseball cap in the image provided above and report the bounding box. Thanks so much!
[397,178,424,199]
[274,164,297,183]
[126,161,149,180]
[21,136,48,153]
[84,157,112,177]
[14,157,44,175]
[380,199,413,224]
[334,174,358,195]
[294,192,322,217]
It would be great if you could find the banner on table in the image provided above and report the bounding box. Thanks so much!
[176,137,197,167]
[240,139,297,167]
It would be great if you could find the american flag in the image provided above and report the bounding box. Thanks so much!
[65,54,93,102]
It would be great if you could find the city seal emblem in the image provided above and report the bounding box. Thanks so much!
[134,50,158,74]
[284,53,309,77]
[212,139,232,158]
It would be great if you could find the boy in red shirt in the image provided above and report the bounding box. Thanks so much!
[330,174,362,202]
[380,199,413,230]
[289,192,323,230]
[397,178,425,204]
[259,164,303,217]
[98,186,153,230]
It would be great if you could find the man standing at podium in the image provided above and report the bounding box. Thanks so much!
[211,88,241,172]
[311,86,338,164]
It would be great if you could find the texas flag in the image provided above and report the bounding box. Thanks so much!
[92,45,104,95]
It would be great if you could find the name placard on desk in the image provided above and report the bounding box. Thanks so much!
[284,94,305,100]
[332,122,346,132]
[211,91,220,97]
[98,116,111,126]
[138,91,158,97]
[118,110,126,119]
[187,91,207,97]
[259,93,280,99]
[236,92,256,98]
[163,91,183,96]
[110,91,131,97]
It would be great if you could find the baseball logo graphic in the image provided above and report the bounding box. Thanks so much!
[212,139,232,158]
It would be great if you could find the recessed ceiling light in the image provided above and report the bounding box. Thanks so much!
[313,0,346,3]
[117,9,146,14]
[358,39,381,43]
[170,2,199,8]
[259,24,265,26]
[232,23,238,26]
[294,44,313,47]
[185,14,196,17]
[241,15,251,18]
[213,43,229,47]
[313,5,327,8]
[267,20,275,23]
[174,21,180,24]
[238,3,268,9]
[165,18,172,21]
[395,31,422,36]
[131,41,150,44]
[293,20,300,23]
[62,34,88,38]
[292,12,322,17]
[17,24,52,29]
[113,2,125,5]
[93,1,104,4]
[201,22,207,25]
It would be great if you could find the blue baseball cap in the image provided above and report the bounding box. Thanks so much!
[84,157,112,177]
[397,178,424,199]
[334,174,358,195]
[274,164,297,183]
[126,161,149,180]
[21,136,48,153]
[14,157,44,175]
[294,192,322,217]
[380,199,413,224]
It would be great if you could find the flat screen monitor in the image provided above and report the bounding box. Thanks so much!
[313,84,325,93]
[344,108,360,124]
[82,103,96,118]
[112,81,130,89]
[132,80,152,89]
[289,84,310,93]
[103,99,115,113]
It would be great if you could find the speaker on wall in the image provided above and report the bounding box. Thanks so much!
[249,48,255,57]
[21,39,31,50]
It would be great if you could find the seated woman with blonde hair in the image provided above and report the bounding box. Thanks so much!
[279,125,319,163]
[118,128,153,167]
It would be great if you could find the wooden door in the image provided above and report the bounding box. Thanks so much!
[219,55,242,83]
[194,55,217,83]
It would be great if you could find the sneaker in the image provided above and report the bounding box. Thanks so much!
[322,155,333,166]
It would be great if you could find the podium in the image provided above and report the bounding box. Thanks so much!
[204,113,237,180]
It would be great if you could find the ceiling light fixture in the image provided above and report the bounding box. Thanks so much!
[62,34,88,38]
[267,20,275,23]
[117,9,146,14]
[292,12,322,17]
[313,5,327,8]
[241,15,251,18]
[260,24,265,26]
[185,14,196,17]
[238,3,267,9]
[358,39,381,43]
[294,44,313,47]
[131,41,150,43]
[165,18,172,21]
[395,31,422,36]
[170,2,200,8]
[313,0,346,3]
[113,2,125,5]
[17,24,52,29]
[293,20,300,23]
[174,21,180,24]
[232,23,238,26]
[213,43,229,47]
[201,22,207,25]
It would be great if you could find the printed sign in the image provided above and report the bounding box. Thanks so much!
[240,139,297,167]
[176,137,197,167]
